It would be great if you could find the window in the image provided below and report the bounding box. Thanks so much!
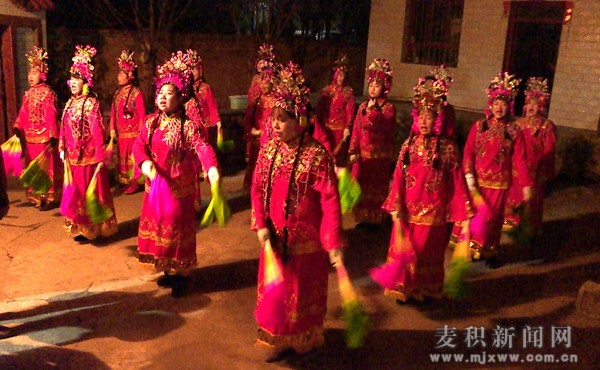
[402,0,464,67]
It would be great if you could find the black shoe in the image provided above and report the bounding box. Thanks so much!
[157,273,175,287]
[74,235,90,244]
[356,222,378,232]
[485,257,503,269]
[39,201,55,211]
[170,276,188,298]
[265,348,294,363]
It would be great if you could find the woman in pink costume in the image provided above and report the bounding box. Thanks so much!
[184,49,221,209]
[429,64,457,141]
[348,59,396,228]
[382,77,472,302]
[504,77,556,237]
[133,51,220,298]
[251,61,344,362]
[314,55,355,167]
[59,45,117,243]
[244,44,277,190]
[450,73,532,264]
[109,50,146,194]
[187,49,221,141]
[13,46,62,209]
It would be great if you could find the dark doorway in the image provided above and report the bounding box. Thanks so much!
[503,1,564,117]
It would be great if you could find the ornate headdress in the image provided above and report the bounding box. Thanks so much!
[411,77,448,135]
[155,50,194,97]
[272,61,311,125]
[185,49,202,69]
[117,49,137,73]
[429,64,453,88]
[485,72,521,117]
[26,46,49,79]
[366,58,393,96]
[524,77,550,113]
[70,45,97,86]
[333,54,349,72]
[332,54,349,83]
[256,43,275,74]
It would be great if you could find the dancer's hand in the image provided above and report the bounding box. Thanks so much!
[141,160,156,181]
[343,128,351,140]
[59,151,65,161]
[110,130,116,139]
[460,219,470,237]
[207,166,220,184]
[522,186,532,202]
[465,173,476,191]
[257,228,270,244]
[349,154,358,164]
[328,249,344,268]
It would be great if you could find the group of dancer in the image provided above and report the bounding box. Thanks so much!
[0,42,556,362]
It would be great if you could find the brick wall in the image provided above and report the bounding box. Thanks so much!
[365,0,405,97]
[365,0,600,132]
[47,29,367,118]
[450,0,507,113]
[366,0,507,112]
[550,0,600,131]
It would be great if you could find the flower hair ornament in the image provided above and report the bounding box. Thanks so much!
[524,77,550,115]
[117,49,137,74]
[155,50,194,97]
[366,58,393,96]
[332,54,349,83]
[256,43,275,74]
[272,61,311,126]
[184,49,202,69]
[485,72,521,117]
[70,44,97,87]
[26,46,49,80]
[410,77,448,135]
[429,64,453,88]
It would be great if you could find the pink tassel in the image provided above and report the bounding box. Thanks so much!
[254,240,287,327]
[470,192,493,242]
[3,153,22,177]
[59,161,79,219]
[369,219,416,289]
[1,135,22,177]
[369,251,416,290]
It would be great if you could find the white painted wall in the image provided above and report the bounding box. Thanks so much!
[366,0,600,130]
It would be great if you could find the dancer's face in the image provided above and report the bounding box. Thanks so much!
[272,107,300,143]
[70,77,84,96]
[492,99,509,120]
[525,98,540,118]
[28,69,41,87]
[418,109,436,136]
[117,70,130,86]
[156,83,182,114]
[368,80,383,99]
[335,70,346,86]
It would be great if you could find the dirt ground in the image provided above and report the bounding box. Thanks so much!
[1,172,599,369]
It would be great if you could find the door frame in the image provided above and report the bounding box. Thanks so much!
[0,15,43,141]
[503,1,564,73]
